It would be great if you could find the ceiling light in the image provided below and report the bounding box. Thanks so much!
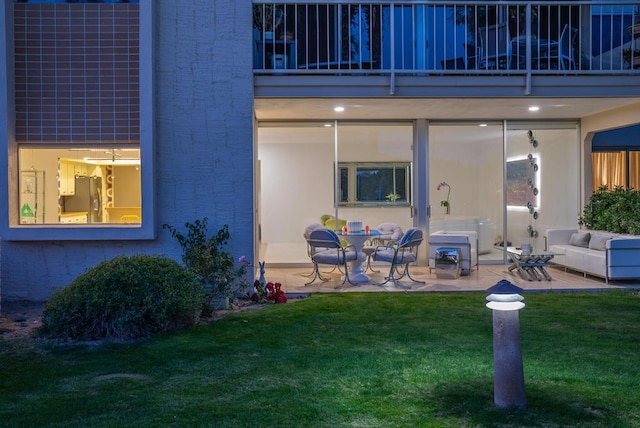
[324,123,333,127]
[479,123,488,127]
[334,106,345,112]
[528,106,540,112]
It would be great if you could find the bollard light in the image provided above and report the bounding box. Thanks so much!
[486,280,527,410]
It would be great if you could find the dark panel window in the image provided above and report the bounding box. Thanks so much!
[338,162,411,207]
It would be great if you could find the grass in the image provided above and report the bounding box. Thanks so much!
[1,290,639,427]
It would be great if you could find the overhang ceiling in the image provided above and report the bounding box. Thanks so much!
[254,97,640,121]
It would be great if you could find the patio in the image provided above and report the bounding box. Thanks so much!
[269,263,640,295]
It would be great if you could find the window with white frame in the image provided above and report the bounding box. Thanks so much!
[338,162,411,207]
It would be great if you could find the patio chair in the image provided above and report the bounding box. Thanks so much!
[304,228,361,288]
[302,223,328,277]
[478,22,511,69]
[537,25,578,70]
[362,222,403,272]
[372,227,425,289]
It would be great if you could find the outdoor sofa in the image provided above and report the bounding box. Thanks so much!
[546,229,640,283]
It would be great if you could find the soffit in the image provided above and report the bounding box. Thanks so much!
[254,97,640,121]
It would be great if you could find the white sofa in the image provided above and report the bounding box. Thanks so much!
[546,229,640,282]
[428,230,478,275]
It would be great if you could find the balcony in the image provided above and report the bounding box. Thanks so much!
[253,1,640,97]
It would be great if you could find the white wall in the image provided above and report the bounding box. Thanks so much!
[259,124,415,246]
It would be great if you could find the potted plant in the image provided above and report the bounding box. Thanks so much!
[253,4,283,40]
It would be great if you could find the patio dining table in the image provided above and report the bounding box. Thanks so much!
[338,229,381,283]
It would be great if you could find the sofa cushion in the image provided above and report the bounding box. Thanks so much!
[588,232,613,251]
[569,231,591,248]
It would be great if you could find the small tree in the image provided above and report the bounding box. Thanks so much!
[164,218,248,313]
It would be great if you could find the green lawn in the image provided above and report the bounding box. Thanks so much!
[1,290,639,427]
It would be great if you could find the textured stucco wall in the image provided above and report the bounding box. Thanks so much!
[1,0,255,301]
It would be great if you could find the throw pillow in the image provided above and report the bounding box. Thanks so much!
[588,233,611,251]
[569,231,591,248]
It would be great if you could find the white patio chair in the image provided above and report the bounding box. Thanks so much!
[362,222,403,273]
[372,227,425,289]
[304,228,361,288]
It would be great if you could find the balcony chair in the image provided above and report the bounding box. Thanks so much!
[304,228,362,288]
[478,22,511,69]
[372,227,425,289]
[361,222,404,272]
[428,230,478,276]
[538,25,578,70]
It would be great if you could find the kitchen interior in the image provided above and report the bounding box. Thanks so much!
[19,147,141,225]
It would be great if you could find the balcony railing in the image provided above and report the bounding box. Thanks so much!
[253,1,640,76]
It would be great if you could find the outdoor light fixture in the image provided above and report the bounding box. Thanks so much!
[486,280,527,410]
[334,106,345,112]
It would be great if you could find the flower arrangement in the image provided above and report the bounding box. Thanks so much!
[437,181,451,214]
[239,256,287,304]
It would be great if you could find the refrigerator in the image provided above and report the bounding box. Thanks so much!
[63,176,103,223]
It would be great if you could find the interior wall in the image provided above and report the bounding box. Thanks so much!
[506,128,580,248]
[259,124,415,245]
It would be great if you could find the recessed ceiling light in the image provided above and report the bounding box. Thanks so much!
[334,106,345,112]
[324,123,332,127]
[479,123,488,127]
[529,106,540,112]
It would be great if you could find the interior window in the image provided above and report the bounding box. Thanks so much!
[338,162,411,207]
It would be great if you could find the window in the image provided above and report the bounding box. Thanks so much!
[2,1,154,240]
[13,2,141,224]
[338,162,411,207]
[19,147,141,225]
[591,150,640,190]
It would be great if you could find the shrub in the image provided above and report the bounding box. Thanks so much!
[579,185,640,235]
[164,218,248,313]
[39,255,204,341]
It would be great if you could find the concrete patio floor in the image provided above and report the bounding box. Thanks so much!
[266,263,640,294]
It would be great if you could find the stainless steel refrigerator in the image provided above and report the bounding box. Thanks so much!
[63,176,102,223]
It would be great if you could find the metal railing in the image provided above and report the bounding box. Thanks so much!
[253,1,640,76]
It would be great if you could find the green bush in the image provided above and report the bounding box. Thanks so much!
[39,255,204,341]
[579,185,640,235]
[163,218,248,313]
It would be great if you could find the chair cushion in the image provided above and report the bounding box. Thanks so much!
[312,249,356,264]
[378,222,403,242]
[372,248,416,264]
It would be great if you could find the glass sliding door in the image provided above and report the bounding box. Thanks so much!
[336,122,415,236]
[257,122,336,264]
[428,123,504,263]
[505,123,580,252]
[257,121,414,266]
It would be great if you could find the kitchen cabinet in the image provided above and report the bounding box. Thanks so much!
[59,161,73,195]
[59,212,88,223]
[58,160,90,196]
